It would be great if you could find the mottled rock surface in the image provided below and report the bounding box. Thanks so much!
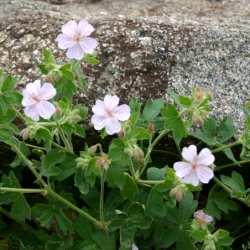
[0,0,249,130]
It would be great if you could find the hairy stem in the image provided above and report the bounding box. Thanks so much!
[99,168,106,224]
[140,129,169,177]
[215,159,250,171]
[13,143,106,230]
[47,188,105,230]
[12,145,47,187]
[0,187,46,195]
[212,141,241,153]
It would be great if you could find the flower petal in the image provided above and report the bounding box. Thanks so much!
[80,37,98,53]
[182,145,197,163]
[92,100,106,116]
[66,44,84,60]
[38,83,56,101]
[22,90,36,106]
[105,118,121,135]
[25,80,41,96]
[174,162,193,178]
[114,104,131,121]
[77,19,95,36]
[196,166,214,184]
[91,115,106,130]
[56,34,75,49]
[183,171,199,186]
[37,101,56,120]
[104,95,119,111]
[24,106,40,121]
[62,20,78,37]
[197,148,215,166]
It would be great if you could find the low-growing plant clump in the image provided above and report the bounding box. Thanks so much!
[0,20,249,250]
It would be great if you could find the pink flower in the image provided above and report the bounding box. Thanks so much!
[22,80,56,121]
[56,20,98,60]
[173,145,215,186]
[91,95,130,135]
[194,210,213,224]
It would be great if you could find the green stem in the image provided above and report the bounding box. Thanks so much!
[25,143,46,151]
[137,179,165,185]
[140,129,169,177]
[0,187,46,195]
[47,188,105,230]
[213,177,249,207]
[12,145,47,187]
[59,128,73,153]
[99,169,106,224]
[129,157,136,179]
[52,141,68,151]
[12,142,105,230]
[212,141,241,153]
[215,159,250,171]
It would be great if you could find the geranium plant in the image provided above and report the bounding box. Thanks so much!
[0,19,249,249]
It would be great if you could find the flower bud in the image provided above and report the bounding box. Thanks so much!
[125,144,144,163]
[148,122,155,134]
[96,153,111,170]
[193,87,206,102]
[19,128,30,140]
[170,185,186,202]
[89,144,98,154]
[192,114,203,127]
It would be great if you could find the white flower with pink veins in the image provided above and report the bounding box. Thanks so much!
[91,95,130,135]
[174,145,215,186]
[56,20,98,60]
[22,80,56,121]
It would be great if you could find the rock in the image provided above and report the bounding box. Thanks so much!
[0,0,249,131]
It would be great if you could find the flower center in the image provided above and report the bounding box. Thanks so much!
[191,158,198,170]
[31,95,40,103]
[106,110,114,118]
[73,33,82,43]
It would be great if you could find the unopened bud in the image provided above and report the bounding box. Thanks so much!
[148,122,155,134]
[89,144,98,154]
[192,114,203,127]
[193,87,206,102]
[19,128,30,140]
[132,146,144,162]
[96,153,111,170]
[170,186,185,202]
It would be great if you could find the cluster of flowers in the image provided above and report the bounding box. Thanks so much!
[21,20,215,240]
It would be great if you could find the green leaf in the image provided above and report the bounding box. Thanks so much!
[193,118,235,146]
[74,168,90,194]
[206,186,238,219]
[142,98,164,122]
[162,104,186,144]
[213,229,233,247]
[0,171,31,222]
[84,54,100,65]
[41,150,76,180]
[107,139,130,188]
[121,173,139,200]
[32,204,72,234]
[146,167,166,180]
[220,171,245,195]
[132,127,150,140]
